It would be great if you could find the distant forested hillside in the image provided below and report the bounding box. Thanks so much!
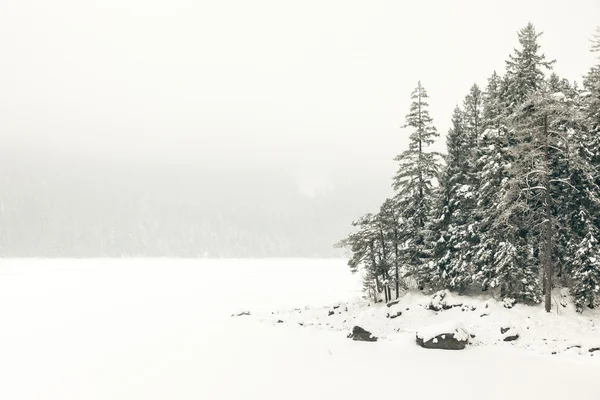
[0,152,388,258]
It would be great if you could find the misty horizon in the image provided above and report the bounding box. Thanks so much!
[2,0,599,257]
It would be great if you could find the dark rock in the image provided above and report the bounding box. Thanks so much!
[416,332,468,350]
[387,300,400,307]
[480,313,490,317]
[277,320,284,324]
[231,311,251,317]
[565,345,581,350]
[298,322,304,326]
[345,307,348,312]
[387,311,402,319]
[589,347,600,353]
[347,326,378,342]
[500,327,510,334]
[470,334,476,339]
[333,305,340,310]
[504,334,519,342]
[328,310,335,316]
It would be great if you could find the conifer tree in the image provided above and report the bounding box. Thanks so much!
[482,71,506,130]
[392,82,441,287]
[479,23,555,306]
[430,106,475,290]
[472,71,513,292]
[504,23,555,112]
[463,84,484,150]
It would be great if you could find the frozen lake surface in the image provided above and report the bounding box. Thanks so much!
[0,258,598,399]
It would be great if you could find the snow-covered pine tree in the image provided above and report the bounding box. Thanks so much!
[504,22,555,113]
[463,84,484,150]
[392,82,442,288]
[472,72,513,292]
[429,106,475,290]
[591,26,600,54]
[474,23,554,305]
[505,83,587,310]
[482,71,506,130]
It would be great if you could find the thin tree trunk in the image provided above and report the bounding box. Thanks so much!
[383,284,388,303]
[395,228,400,299]
[543,114,553,312]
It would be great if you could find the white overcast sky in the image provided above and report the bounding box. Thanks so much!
[2,0,599,176]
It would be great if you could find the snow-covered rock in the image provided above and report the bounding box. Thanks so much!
[347,326,378,342]
[416,322,470,350]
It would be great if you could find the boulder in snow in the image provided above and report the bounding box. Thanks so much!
[387,300,400,307]
[501,327,520,342]
[416,323,470,350]
[386,311,402,319]
[347,326,378,342]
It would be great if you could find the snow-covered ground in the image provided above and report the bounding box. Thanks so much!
[263,287,600,357]
[0,258,598,399]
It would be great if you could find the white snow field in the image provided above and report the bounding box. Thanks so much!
[0,259,599,400]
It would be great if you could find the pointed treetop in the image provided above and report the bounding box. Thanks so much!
[592,26,600,55]
[505,23,555,107]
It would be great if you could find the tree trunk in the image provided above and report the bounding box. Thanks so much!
[543,114,553,313]
[394,229,400,299]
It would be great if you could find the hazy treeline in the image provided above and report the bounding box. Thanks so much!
[0,152,386,258]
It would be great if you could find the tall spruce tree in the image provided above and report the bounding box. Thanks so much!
[472,71,513,293]
[505,86,576,310]
[479,23,555,306]
[392,82,441,287]
[429,106,476,290]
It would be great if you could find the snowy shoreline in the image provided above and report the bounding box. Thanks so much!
[252,289,600,359]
